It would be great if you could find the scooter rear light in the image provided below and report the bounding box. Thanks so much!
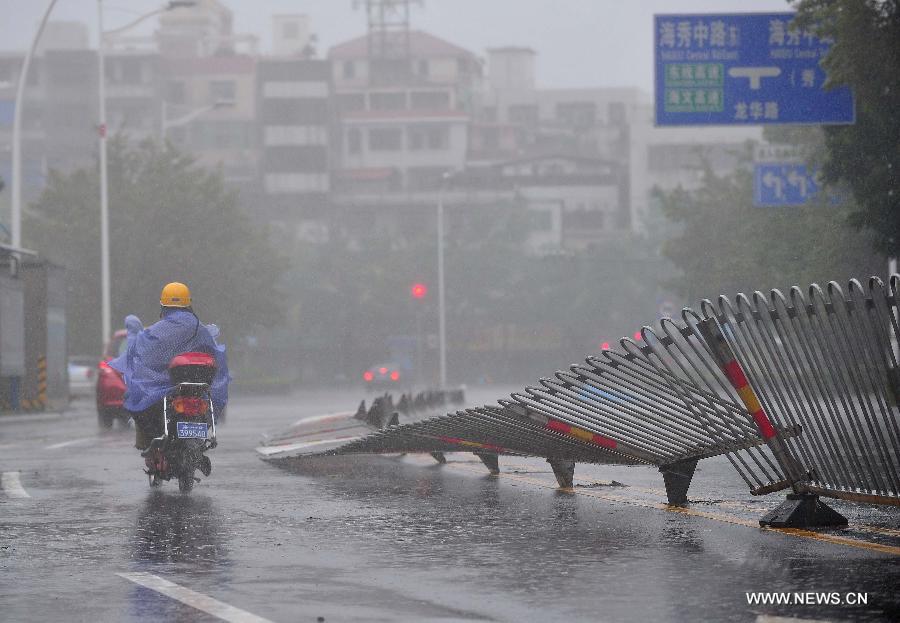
[173,396,208,417]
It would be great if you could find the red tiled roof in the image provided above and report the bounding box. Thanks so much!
[329,30,477,60]
[164,55,256,75]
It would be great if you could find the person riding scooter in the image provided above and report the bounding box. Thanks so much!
[109,282,230,471]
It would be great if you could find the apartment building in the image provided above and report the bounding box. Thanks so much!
[256,57,331,223]
[329,30,481,195]
[162,54,258,184]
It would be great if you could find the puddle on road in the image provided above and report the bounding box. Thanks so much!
[130,491,229,567]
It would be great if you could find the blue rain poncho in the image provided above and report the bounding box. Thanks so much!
[109,309,230,413]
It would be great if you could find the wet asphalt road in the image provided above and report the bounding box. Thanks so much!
[1,387,899,623]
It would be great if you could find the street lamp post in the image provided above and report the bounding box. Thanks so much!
[97,0,196,347]
[11,0,59,251]
[437,172,456,389]
[437,192,446,388]
[97,0,111,345]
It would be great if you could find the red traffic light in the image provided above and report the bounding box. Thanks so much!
[411,283,428,299]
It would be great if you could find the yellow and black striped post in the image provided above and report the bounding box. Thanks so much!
[698,318,806,492]
[36,355,47,411]
[20,356,47,412]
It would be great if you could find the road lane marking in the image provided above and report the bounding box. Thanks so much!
[45,437,95,450]
[756,616,834,623]
[441,460,900,556]
[1,471,31,498]
[117,572,273,623]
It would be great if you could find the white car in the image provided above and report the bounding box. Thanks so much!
[67,355,96,398]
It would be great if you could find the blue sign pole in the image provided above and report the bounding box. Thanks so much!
[654,12,855,126]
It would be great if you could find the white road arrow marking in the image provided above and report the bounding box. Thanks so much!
[1,471,31,498]
[117,572,273,623]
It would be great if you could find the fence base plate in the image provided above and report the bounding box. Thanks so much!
[759,493,848,528]
[546,459,576,488]
[660,458,698,505]
[474,452,500,475]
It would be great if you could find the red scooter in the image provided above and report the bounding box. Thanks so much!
[143,352,219,493]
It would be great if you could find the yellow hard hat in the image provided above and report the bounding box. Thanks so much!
[160,282,192,307]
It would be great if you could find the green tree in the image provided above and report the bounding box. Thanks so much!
[280,200,666,383]
[657,141,883,302]
[792,0,900,255]
[26,136,287,356]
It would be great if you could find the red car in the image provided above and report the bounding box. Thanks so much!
[96,329,128,428]
[362,362,407,391]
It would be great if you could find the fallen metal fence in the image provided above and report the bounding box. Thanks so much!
[262,276,900,526]
[256,389,465,459]
[699,277,900,508]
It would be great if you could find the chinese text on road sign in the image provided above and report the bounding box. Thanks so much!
[655,13,854,126]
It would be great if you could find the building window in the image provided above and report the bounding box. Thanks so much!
[209,80,236,102]
[555,101,596,128]
[166,81,185,105]
[564,209,605,231]
[410,90,450,110]
[408,126,449,151]
[608,101,627,124]
[417,59,429,77]
[370,91,406,111]
[369,128,402,151]
[409,128,423,150]
[343,61,355,79]
[337,93,365,113]
[407,166,446,190]
[191,120,253,149]
[508,104,538,126]
[528,209,554,231]
[427,126,448,149]
[347,128,362,154]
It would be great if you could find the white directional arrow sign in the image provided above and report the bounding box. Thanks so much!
[787,168,809,197]
[762,171,784,198]
[727,66,782,90]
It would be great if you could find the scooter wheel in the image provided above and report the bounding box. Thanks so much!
[177,472,195,493]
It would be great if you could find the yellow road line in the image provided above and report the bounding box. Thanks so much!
[441,460,900,556]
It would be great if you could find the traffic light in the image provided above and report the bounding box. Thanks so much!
[411,283,428,299]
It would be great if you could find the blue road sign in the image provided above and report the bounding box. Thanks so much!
[754,163,818,207]
[655,12,855,126]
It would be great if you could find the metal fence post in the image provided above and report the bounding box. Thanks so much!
[698,317,846,527]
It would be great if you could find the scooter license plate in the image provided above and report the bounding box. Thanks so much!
[176,421,208,439]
